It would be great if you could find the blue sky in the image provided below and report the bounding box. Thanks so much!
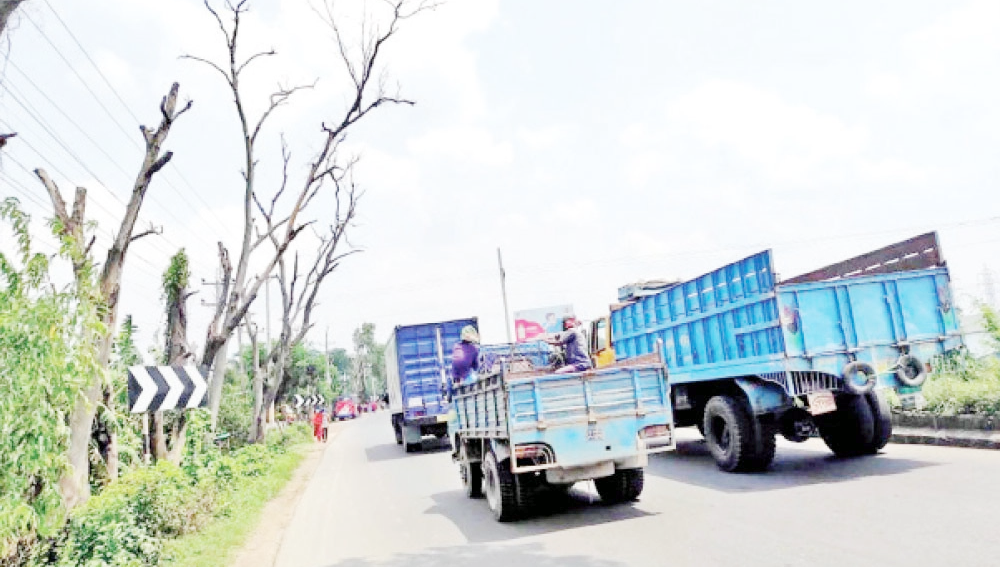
[1,0,998,356]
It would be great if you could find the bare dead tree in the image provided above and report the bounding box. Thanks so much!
[185,0,432,431]
[251,147,362,441]
[36,83,191,508]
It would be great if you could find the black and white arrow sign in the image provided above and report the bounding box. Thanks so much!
[128,365,208,413]
[294,394,305,408]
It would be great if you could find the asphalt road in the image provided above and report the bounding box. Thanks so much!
[274,413,1000,567]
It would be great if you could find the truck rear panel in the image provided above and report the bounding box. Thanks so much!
[611,234,962,390]
[454,361,673,470]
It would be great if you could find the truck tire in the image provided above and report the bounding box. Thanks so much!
[863,389,892,453]
[703,395,762,472]
[405,442,422,453]
[816,394,875,457]
[483,450,519,522]
[594,468,644,503]
[841,361,877,395]
[895,354,927,387]
[749,423,777,470]
[461,460,483,498]
[392,416,403,445]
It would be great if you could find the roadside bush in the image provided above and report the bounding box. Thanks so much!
[55,463,206,567]
[904,349,1000,415]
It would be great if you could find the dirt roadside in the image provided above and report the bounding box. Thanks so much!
[228,426,337,567]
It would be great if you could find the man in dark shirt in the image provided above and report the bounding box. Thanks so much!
[451,325,480,383]
[544,317,593,373]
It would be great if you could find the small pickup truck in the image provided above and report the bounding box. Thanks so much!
[451,350,674,521]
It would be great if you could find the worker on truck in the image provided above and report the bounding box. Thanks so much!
[542,317,593,373]
[447,325,480,456]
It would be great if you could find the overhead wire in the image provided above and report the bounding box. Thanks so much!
[29,3,233,245]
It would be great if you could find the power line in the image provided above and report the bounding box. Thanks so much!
[30,3,233,244]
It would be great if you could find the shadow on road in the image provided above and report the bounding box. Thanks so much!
[365,439,451,463]
[320,542,625,567]
[423,487,655,544]
[648,436,937,493]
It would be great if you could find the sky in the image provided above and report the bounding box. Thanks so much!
[1,0,998,361]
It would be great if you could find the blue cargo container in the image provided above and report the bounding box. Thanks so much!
[603,233,963,471]
[386,317,477,452]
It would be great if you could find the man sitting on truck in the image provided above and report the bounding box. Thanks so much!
[451,325,481,384]
[544,317,593,373]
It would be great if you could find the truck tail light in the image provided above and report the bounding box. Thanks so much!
[514,443,553,463]
[639,424,671,439]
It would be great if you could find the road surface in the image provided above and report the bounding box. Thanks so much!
[274,413,1000,567]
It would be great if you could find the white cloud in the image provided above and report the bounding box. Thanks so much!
[665,80,868,181]
[407,126,512,166]
[858,158,929,184]
[516,125,565,151]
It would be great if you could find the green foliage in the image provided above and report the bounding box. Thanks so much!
[53,427,311,567]
[55,463,205,567]
[161,250,190,307]
[0,199,102,558]
[351,322,386,400]
[920,350,1000,415]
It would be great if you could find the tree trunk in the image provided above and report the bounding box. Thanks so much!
[152,412,168,461]
[208,340,230,431]
[0,0,26,37]
[167,415,188,465]
[251,329,263,442]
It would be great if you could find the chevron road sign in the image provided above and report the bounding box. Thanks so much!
[128,365,208,413]
[294,394,305,408]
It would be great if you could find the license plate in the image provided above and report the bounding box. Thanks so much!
[437,413,450,423]
[807,391,837,415]
[587,424,603,441]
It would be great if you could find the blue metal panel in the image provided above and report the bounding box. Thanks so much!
[393,318,476,421]
[612,251,963,392]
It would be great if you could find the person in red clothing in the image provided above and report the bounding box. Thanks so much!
[312,408,325,441]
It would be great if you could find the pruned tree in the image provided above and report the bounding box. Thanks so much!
[36,83,192,508]
[0,0,26,39]
[185,0,432,432]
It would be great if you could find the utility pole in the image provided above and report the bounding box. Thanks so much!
[498,248,513,344]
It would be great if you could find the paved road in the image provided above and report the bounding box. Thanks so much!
[275,413,1000,567]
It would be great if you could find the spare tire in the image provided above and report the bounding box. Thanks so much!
[842,361,877,395]
[895,354,927,387]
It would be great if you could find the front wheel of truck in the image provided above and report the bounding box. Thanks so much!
[703,395,766,472]
[483,450,519,522]
[595,468,644,503]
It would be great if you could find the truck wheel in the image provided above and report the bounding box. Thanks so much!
[405,442,421,453]
[816,394,875,457]
[703,395,760,472]
[461,460,483,498]
[483,450,519,522]
[863,390,892,453]
[749,423,777,470]
[393,418,403,445]
[594,468,644,503]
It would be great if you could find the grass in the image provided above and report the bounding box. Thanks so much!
[889,351,1000,416]
[160,442,311,567]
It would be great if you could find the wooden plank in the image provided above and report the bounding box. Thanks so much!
[783,232,943,284]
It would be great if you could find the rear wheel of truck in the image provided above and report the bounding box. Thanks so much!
[461,460,483,498]
[703,395,767,472]
[863,390,892,454]
[816,394,875,457]
[392,416,403,445]
[483,450,519,522]
[405,442,422,453]
[595,468,644,503]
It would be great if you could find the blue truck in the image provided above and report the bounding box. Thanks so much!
[452,354,674,521]
[386,318,478,453]
[589,233,963,471]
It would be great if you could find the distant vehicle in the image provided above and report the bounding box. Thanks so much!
[386,317,477,453]
[587,233,963,472]
[453,353,674,521]
[334,397,358,420]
